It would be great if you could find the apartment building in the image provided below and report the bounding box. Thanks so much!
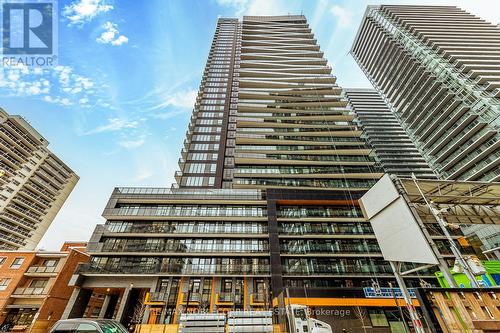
[0,108,79,250]
[0,242,89,333]
[62,15,468,331]
[351,5,499,183]
[345,89,436,179]
[351,5,500,257]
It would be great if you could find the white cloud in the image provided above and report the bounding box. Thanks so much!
[151,89,197,111]
[63,0,113,25]
[134,169,153,181]
[97,22,129,46]
[84,118,139,135]
[44,96,72,105]
[330,5,353,28]
[150,108,189,120]
[118,137,146,149]
[79,97,90,105]
[0,65,51,97]
[216,0,291,17]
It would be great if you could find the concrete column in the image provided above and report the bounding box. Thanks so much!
[61,288,81,319]
[98,295,111,319]
[61,288,92,319]
[116,286,132,323]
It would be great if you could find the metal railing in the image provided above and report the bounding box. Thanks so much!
[77,263,270,275]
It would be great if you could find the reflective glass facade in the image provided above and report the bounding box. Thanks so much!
[351,5,500,254]
[345,89,437,179]
[351,5,500,182]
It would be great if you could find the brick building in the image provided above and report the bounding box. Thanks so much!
[0,242,89,333]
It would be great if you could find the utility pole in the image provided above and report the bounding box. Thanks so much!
[388,281,410,333]
[390,262,425,333]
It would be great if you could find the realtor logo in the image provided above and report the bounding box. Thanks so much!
[1,0,57,67]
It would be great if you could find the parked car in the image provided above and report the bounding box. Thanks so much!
[49,319,128,333]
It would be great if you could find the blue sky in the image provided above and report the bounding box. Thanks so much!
[0,0,497,249]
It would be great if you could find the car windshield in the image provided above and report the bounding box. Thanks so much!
[96,321,128,333]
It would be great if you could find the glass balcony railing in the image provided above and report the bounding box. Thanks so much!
[250,293,267,304]
[112,187,263,200]
[282,264,392,275]
[101,242,269,253]
[105,222,268,234]
[77,263,270,276]
[279,223,373,235]
[234,178,377,189]
[105,205,266,218]
[278,207,362,218]
[280,243,380,254]
[216,292,235,303]
[147,292,168,302]
[181,292,202,304]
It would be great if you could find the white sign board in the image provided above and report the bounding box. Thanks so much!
[360,175,438,265]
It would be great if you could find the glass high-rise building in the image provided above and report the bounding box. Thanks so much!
[345,89,437,179]
[351,5,500,256]
[64,15,459,329]
[351,5,499,183]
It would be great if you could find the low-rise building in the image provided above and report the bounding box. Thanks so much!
[0,242,89,333]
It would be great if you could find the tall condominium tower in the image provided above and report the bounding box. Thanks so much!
[0,108,78,250]
[351,5,500,183]
[351,5,500,255]
[66,16,458,329]
[345,89,437,179]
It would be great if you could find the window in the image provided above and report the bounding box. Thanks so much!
[0,257,6,266]
[51,323,75,333]
[44,259,58,267]
[91,307,101,317]
[75,323,99,333]
[10,257,24,269]
[368,309,389,327]
[98,321,129,333]
[29,279,48,288]
[293,308,307,321]
[0,278,11,291]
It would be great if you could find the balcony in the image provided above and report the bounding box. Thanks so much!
[0,151,21,167]
[101,242,269,254]
[76,263,270,276]
[180,292,201,305]
[215,292,239,306]
[25,266,58,276]
[36,169,64,188]
[7,204,43,224]
[4,122,39,148]
[19,189,51,207]
[12,287,48,297]
[0,127,34,154]
[13,196,46,214]
[0,211,36,229]
[25,181,55,199]
[0,232,25,246]
[250,293,266,306]
[0,220,31,237]
[174,171,183,183]
[144,292,169,305]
